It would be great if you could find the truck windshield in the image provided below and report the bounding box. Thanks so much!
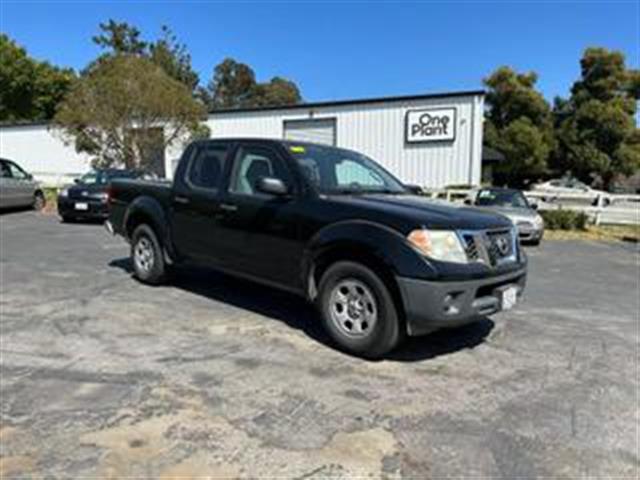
[289,144,407,194]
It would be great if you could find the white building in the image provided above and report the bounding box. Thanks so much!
[0,90,485,188]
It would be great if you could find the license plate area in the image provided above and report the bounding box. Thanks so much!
[74,202,89,211]
[495,285,518,311]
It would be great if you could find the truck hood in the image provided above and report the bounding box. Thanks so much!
[328,194,513,230]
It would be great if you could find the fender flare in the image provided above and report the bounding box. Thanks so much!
[301,220,436,297]
[123,196,175,260]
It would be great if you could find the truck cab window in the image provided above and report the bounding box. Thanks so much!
[230,147,290,195]
[188,145,228,190]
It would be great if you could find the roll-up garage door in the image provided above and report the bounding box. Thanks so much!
[283,118,336,146]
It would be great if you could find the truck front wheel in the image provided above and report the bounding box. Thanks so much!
[317,261,403,358]
[131,224,166,285]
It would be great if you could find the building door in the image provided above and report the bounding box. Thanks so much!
[283,118,336,146]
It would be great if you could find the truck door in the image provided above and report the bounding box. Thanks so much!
[214,143,304,290]
[171,142,233,265]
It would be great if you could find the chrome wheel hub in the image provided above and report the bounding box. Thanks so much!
[134,236,154,273]
[329,279,377,337]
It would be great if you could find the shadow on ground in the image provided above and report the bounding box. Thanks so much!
[109,257,494,362]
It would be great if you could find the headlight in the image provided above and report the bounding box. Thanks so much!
[59,188,68,198]
[407,229,468,264]
[97,192,109,201]
[534,215,544,227]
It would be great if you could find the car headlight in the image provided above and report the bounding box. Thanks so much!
[407,229,468,264]
[534,215,544,227]
[59,188,68,198]
[97,192,109,201]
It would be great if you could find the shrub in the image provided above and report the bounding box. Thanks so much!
[541,209,589,230]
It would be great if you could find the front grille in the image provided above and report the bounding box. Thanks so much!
[462,233,480,262]
[460,228,517,267]
[485,229,514,264]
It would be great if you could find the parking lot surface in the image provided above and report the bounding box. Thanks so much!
[1,211,638,478]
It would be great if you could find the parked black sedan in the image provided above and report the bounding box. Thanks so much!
[58,169,148,222]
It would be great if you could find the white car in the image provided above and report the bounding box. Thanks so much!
[531,178,610,205]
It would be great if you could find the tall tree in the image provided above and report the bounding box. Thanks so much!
[0,34,75,121]
[148,25,199,93]
[250,77,302,107]
[208,58,257,109]
[205,57,302,110]
[54,55,206,170]
[92,21,200,95]
[483,66,554,186]
[554,47,640,189]
[92,19,146,55]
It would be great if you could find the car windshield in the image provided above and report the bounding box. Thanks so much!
[475,189,529,208]
[77,170,137,185]
[288,144,406,194]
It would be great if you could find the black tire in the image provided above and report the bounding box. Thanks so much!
[316,261,403,358]
[61,215,74,223]
[130,224,166,285]
[33,191,45,210]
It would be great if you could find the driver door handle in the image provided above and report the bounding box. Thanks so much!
[219,203,238,212]
[174,195,190,204]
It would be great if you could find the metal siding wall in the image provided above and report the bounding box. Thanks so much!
[0,125,90,183]
[208,94,483,188]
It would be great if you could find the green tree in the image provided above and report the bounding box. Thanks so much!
[205,57,302,110]
[208,58,257,109]
[148,25,200,93]
[483,66,554,186]
[92,21,200,95]
[554,47,640,189]
[54,55,206,170]
[250,77,302,107]
[0,34,75,121]
[92,19,146,55]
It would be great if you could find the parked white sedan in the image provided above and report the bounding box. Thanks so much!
[531,178,610,205]
[0,158,45,210]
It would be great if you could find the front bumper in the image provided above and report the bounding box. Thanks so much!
[517,224,544,242]
[58,197,109,219]
[397,266,527,336]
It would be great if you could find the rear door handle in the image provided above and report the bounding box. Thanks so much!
[174,196,190,204]
[219,203,238,212]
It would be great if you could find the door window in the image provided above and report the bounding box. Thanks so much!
[5,162,28,180]
[229,146,291,196]
[187,145,228,191]
[0,161,11,178]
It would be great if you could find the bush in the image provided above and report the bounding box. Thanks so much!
[540,209,589,230]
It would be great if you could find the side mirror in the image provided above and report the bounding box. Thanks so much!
[530,202,538,210]
[405,184,423,195]
[256,177,289,196]
[74,178,80,184]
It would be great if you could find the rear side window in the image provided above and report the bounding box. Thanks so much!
[0,161,10,178]
[188,144,228,190]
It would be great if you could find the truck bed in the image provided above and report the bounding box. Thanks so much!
[109,178,173,237]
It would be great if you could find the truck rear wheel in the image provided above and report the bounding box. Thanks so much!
[317,261,403,358]
[131,224,166,285]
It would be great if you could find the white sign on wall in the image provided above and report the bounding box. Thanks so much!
[405,108,456,143]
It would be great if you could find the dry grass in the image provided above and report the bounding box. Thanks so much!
[544,225,640,243]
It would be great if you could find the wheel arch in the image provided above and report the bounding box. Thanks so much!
[123,196,175,260]
[303,221,436,331]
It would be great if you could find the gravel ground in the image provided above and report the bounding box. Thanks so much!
[1,211,638,479]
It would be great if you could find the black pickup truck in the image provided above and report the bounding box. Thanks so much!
[107,138,527,357]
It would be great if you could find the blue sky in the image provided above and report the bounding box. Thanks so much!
[1,1,638,103]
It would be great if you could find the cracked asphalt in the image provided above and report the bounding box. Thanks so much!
[1,211,638,478]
